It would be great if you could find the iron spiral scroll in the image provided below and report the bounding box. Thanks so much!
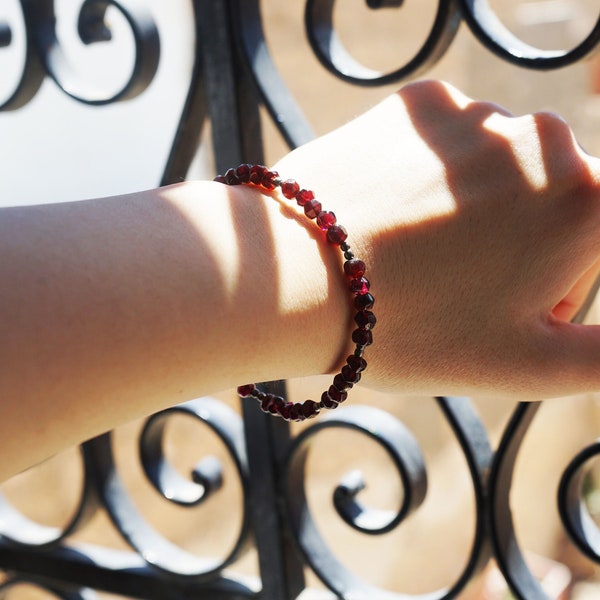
[1,1,600,599]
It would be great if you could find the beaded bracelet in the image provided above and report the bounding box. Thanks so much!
[215,164,375,422]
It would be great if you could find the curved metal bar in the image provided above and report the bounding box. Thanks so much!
[459,0,600,69]
[0,4,46,111]
[558,439,600,564]
[85,397,251,580]
[304,0,462,87]
[233,0,315,150]
[24,0,160,105]
[488,401,548,600]
[285,402,491,598]
[0,445,99,548]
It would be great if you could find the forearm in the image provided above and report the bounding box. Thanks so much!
[0,180,348,479]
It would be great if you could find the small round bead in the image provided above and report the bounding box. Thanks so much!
[344,259,366,279]
[349,277,370,296]
[237,384,256,398]
[302,400,321,419]
[355,310,376,330]
[214,174,226,184]
[316,211,336,230]
[327,224,348,244]
[352,328,373,346]
[249,164,266,185]
[280,402,294,420]
[262,170,279,190]
[333,373,352,391]
[235,164,251,183]
[355,293,375,310]
[225,168,240,185]
[320,391,339,409]
[328,386,348,403]
[346,355,367,372]
[353,346,365,358]
[281,179,300,199]
[341,365,361,384]
[296,189,314,206]
[289,403,304,421]
[304,199,322,219]
[344,251,355,260]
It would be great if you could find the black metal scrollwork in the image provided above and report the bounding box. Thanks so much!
[0,0,159,110]
[84,397,251,580]
[284,401,493,598]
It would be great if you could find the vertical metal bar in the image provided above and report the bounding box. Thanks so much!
[197,1,305,597]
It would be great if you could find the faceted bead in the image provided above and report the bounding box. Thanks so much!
[346,354,367,372]
[355,310,376,330]
[316,211,336,230]
[302,400,320,419]
[289,403,304,421]
[355,293,375,310]
[344,259,366,279]
[352,328,373,346]
[320,391,339,409]
[327,225,348,244]
[262,170,279,190]
[237,384,256,398]
[304,199,322,219]
[224,168,240,185]
[250,164,267,185]
[296,189,314,206]
[280,402,294,420]
[281,179,300,199]
[341,365,361,384]
[349,277,370,296]
[328,385,348,403]
[235,164,251,183]
[333,373,352,391]
[214,174,226,184]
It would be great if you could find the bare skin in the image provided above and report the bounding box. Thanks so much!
[1,80,600,481]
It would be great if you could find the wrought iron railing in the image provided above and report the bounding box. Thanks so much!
[1,1,600,599]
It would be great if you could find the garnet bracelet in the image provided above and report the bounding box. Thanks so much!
[215,164,376,422]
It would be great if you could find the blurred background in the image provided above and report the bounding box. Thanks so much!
[1,0,600,598]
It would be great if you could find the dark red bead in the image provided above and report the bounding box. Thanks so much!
[328,386,348,403]
[235,164,251,183]
[250,164,267,185]
[333,373,352,391]
[346,355,367,372]
[214,174,226,184]
[355,310,376,330]
[355,293,375,310]
[326,225,348,244]
[296,189,314,206]
[352,328,373,346]
[224,168,240,185]
[349,277,370,295]
[262,170,279,190]
[344,259,366,279]
[281,179,300,199]
[302,400,320,419]
[289,403,304,421]
[280,402,294,420]
[237,384,256,398]
[304,199,322,219]
[316,211,336,230]
[341,365,361,384]
[320,391,339,409]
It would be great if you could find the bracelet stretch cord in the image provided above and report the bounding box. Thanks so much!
[215,164,376,422]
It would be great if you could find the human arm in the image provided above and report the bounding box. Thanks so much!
[1,80,600,480]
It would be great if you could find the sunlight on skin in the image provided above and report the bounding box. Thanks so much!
[483,112,550,192]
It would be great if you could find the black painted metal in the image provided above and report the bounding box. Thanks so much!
[2,1,600,599]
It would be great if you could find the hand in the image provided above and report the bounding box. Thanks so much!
[275,80,600,399]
